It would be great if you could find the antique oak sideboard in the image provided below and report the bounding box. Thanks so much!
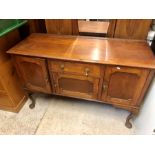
[7,33,155,128]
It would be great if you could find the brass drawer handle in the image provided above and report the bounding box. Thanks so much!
[60,64,65,70]
[45,77,49,83]
[103,84,108,91]
[116,66,121,70]
[85,68,90,76]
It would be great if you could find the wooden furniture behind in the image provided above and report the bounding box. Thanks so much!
[112,19,152,39]
[45,19,79,35]
[7,33,155,128]
[0,30,27,112]
[44,19,152,40]
[18,19,46,39]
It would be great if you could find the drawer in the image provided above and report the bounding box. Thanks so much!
[0,93,13,107]
[48,60,101,77]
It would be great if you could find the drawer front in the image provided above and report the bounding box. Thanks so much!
[0,93,13,107]
[48,60,101,77]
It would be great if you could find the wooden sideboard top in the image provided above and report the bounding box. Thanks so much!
[7,33,155,69]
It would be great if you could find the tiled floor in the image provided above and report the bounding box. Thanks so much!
[0,94,134,135]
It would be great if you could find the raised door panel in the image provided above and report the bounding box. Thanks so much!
[101,66,149,106]
[14,56,52,93]
[52,73,99,100]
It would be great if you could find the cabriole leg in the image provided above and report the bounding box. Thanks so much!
[29,93,35,109]
[125,113,134,129]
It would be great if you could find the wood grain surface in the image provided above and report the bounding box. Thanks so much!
[7,33,155,69]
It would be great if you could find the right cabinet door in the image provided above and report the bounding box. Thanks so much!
[101,66,149,106]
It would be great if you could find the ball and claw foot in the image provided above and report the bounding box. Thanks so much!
[125,113,133,129]
[29,102,35,109]
[29,93,35,109]
[125,120,132,128]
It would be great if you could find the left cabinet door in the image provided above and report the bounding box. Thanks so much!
[14,56,52,93]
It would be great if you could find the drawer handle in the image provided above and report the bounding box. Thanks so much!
[103,84,108,92]
[45,77,49,83]
[85,68,90,76]
[60,64,65,70]
[116,66,121,70]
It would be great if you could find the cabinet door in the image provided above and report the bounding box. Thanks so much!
[52,73,99,100]
[101,66,149,106]
[14,56,52,93]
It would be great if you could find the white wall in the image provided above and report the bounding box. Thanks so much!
[134,76,155,135]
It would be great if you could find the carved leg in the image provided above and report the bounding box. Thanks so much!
[29,93,36,109]
[125,113,134,129]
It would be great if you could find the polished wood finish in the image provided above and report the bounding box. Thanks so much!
[7,33,155,69]
[14,56,52,94]
[7,33,155,127]
[48,60,101,77]
[51,72,100,99]
[48,59,101,99]
[101,66,149,107]
[78,20,109,35]
[45,19,79,35]
[107,20,117,37]
[0,30,27,112]
[114,19,152,40]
